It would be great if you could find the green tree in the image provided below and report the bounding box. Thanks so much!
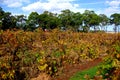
[38,11,59,30]
[89,13,100,31]
[99,14,109,32]
[27,12,39,31]
[0,7,17,30]
[72,12,82,31]
[2,12,16,30]
[0,7,4,29]
[16,15,27,30]
[82,10,100,32]
[58,9,74,30]
[110,13,120,32]
[81,10,92,32]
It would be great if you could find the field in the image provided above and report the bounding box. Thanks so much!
[0,29,120,80]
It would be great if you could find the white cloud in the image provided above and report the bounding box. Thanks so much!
[105,0,120,16]
[2,0,30,8]
[105,7,120,13]
[106,0,120,7]
[22,0,83,14]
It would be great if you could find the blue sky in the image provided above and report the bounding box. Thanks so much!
[0,0,120,17]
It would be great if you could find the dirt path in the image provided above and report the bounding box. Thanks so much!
[51,58,103,80]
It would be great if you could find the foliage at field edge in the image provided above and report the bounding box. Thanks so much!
[97,35,120,80]
[0,29,119,80]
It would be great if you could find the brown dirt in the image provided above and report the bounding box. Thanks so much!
[31,73,50,80]
[51,58,103,80]
[31,58,103,80]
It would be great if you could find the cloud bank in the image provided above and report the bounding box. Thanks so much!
[105,0,120,16]
[22,0,82,13]
[1,0,120,16]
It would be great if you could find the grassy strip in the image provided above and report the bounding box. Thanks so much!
[69,64,101,80]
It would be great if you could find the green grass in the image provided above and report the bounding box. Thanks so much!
[69,64,100,80]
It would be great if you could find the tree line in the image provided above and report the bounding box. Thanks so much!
[0,7,120,32]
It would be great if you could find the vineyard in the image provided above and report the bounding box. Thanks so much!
[0,29,120,80]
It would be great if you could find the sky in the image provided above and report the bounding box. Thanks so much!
[0,0,120,17]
